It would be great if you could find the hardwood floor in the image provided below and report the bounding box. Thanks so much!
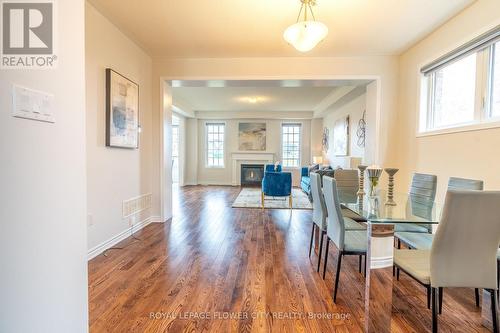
[89,186,490,332]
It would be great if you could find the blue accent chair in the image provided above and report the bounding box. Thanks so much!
[261,164,292,208]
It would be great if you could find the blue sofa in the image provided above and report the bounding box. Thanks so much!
[300,166,313,197]
[301,165,334,200]
[261,164,292,208]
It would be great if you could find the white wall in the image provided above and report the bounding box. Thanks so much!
[86,3,155,253]
[323,93,367,168]
[0,0,88,332]
[397,0,500,202]
[187,117,311,186]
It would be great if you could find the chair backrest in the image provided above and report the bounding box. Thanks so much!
[323,176,346,249]
[431,190,500,289]
[335,169,359,204]
[310,172,327,230]
[448,177,484,191]
[408,173,437,228]
[265,164,281,172]
[409,173,437,202]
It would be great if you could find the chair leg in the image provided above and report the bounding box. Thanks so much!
[322,238,330,279]
[261,192,265,208]
[289,195,292,209]
[317,231,324,272]
[358,255,362,273]
[333,251,343,303]
[490,289,499,333]
[308,224,315,258]
[397,266,400,281]
[432,287,438,333]
[364,254,367,277]
[439,287,443,315]
[475,288,480,307]
[397,238,401,249]
[427,286,431,309]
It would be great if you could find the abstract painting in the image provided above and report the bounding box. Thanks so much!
[106,68,139,149]
[238,123,266,151]
[333,115,349,156]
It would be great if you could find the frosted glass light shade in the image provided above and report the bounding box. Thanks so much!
[283,20,328,52]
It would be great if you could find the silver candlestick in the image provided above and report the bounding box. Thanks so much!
[384,168,399,206]
[357,165,367,196]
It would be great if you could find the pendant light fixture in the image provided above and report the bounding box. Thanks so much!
[283,0,328,52]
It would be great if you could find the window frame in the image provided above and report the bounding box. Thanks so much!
[280,122,302,169]
[419,39,500,136]
[205,122,226,168]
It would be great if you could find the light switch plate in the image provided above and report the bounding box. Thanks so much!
[12,85,55,123]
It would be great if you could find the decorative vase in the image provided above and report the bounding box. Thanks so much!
[384,168,399,206]
[367,166,382,198]
[357,165,368,196]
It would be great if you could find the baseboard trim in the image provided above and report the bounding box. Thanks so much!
[198,181,233,186]
[87,216,157,260]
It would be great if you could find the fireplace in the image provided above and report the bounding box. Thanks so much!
[241,164,264,186]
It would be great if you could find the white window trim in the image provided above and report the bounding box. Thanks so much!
[205,121,226,168]
[280,122,302,169]
[418,41,500,136]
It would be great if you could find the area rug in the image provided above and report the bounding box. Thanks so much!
[232,188,312,209]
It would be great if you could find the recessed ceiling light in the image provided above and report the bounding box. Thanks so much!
[238,96,268,104]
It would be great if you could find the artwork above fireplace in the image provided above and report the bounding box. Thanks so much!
[241,164,264,187]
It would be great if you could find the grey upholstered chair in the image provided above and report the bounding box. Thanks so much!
[395,173,437,235]
[394,190,500,333]
[334,169,368,225]
[322,176,367,302]
[395,177,484,307]
[396,177,484,250]
[309,172,328,273]
[309,172,365,273]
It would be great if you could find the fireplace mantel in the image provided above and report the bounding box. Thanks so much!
[231,152,275,186]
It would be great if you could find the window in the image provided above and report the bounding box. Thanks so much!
[430,53,477,128]
[206,123,225,168]
[420,27,500,133]
[281,123,301,168]
[490,42,500,118]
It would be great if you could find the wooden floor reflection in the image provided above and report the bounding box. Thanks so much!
[89,186,489,332]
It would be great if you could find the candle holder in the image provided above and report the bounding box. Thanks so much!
[357,165,368,196]
[384,168,399,206]
[367,166,383,197]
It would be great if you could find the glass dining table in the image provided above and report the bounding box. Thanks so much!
[338,189,441,332]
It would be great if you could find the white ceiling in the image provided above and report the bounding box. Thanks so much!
[174,87,334,112]
[87,0,474,58]
[172,80,370,113]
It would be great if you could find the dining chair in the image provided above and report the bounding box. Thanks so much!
[322,176,367,302]
[310,172,365,273]
[395,177,484,307]
[396,177,484,250]
[394,173,437,236]
[393,190,500,333]
[334,169,368,225]
[309,172,328,273]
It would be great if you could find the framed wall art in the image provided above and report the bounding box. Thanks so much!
[106,68,139,149]
[238,122,266,151]
[333,115,349,156]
